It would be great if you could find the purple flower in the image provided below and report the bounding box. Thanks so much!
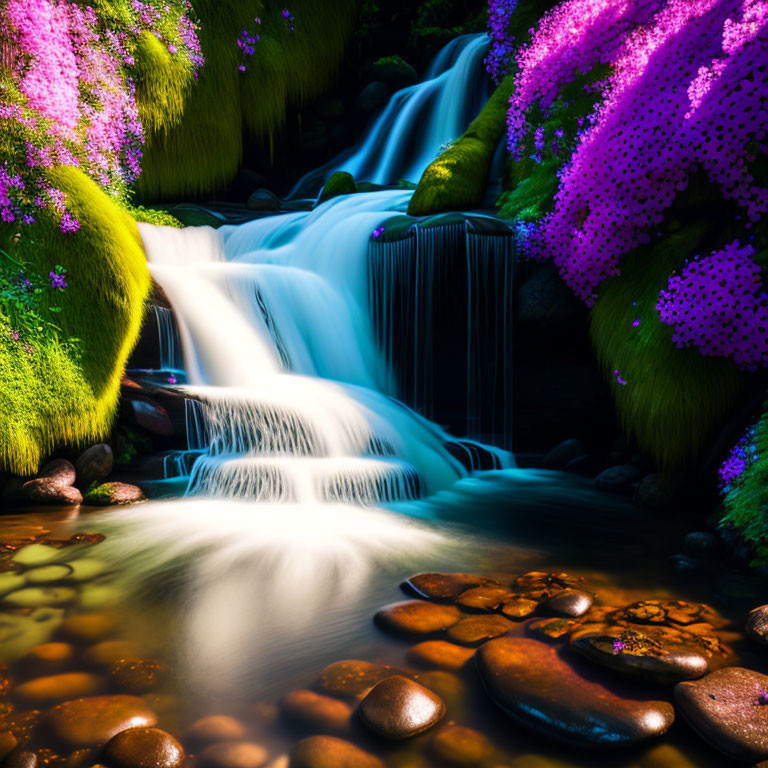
[282,9,291,17]
[9,329,19,341]
[1,208,15,223]
[614,369,628,386]
[631,317,640,327]
[59,212,80,233]
[23,343,33,356]
[167,44,177,54]
[167,375,177,385]
[758,689,768,706]
[372,226,385,239]
[238,64,246,72]
[613,638,625,654]
[49,271,67,290]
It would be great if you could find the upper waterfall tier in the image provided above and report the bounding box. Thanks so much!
[291,34,491,197]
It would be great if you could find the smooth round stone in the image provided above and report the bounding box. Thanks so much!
[47,694,158,747]
[200,741,269,768]
[110,658,165,692]
[545,590,593,618]
[77,584,123,610]
[281,690,352,732]
[3,586,77,607]
[404,573,496,602]
[0,573,26,596]
[81,640,140,667]
[527,618,581,640]
[318,660,398,698]
[12,544,63,567]
[290,736,384,768]
[22,479,82,506]
[499,596,539,620]
[184,715,248,746]
[65,559,110,582]
[412,670,463,710]
[407,641,475,670]
[60,612,120,642]
[15,672,103,704]
[456,586,512,612]
[571,625,710,683]
[477,637,675,748]
[103,727,184,768]
[358,675,445,740]
[85,481,144,506]
[621,600,712,626]
[674,667,768,762]
[375,601,461,637]
[22,642,75,670]
[431,725,494,767]
[446,615,514,646]
[513,572,582,601]
[747,605,768,646]
[25,565,74,584]
[75,444,114,489]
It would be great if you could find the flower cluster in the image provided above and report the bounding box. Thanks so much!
[0,0,203,231]
[282,9,296,32]
[523,0,767,304]
[237,20,261,72]
[656,241,768,371]
[718,424,758,494]
[484,0,518,84]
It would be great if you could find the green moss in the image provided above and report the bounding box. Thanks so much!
[590,224,743,470]
[137,0,356,201]
[0,167,150,475]
[407,75,515,216]
[84,481,115,504]
[317,171,356,205]
[720,405,768,565]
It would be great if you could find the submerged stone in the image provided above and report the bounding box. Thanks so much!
[103,727,184,768]
[446,615,514,645]
[430,725,494,767]
[527,617,582,640]
[404,573,495,602]
[12,544,64,567]
[25,565,74,584]
[375,601,461,637]
[513,572,583,601]
[289,735,384,768]
[674,667,768,762]
[199,741,269,768]
[15,672,103,704]
[184,715,248,746]
[2,586,77,607]
[476,637,675,748]
[407,641,475,670]
[747,605,768,646]
[499,596,539,620]
[456,586,512,612]
[318,660,398,699]
[281,689,352,732]
[544,590,593,618]
[358,675,445,740]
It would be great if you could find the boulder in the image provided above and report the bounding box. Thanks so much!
[317,172,356,205]
[369,55,417,87]
[84,482,144,506]
[246,189,282,212]
[594,464,643,493]
[541,439,586,470]
[355,82,390,113]
[131,400,174,436]
[75,444,113,489]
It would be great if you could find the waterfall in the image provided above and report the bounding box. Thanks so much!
[152,305,183,372]
[291,34,491,197]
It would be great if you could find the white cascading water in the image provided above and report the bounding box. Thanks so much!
[96,33,508,698]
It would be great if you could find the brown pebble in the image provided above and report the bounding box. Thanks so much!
[358,675,445,740]
[15,673,102,704]
[290,735,384,768]
[456,587,512,612]
[317,660,398,699]
[60,613,120,643]
[103,727,184,768]
[499,597,539,620]
[545,590,594,618]
[280,690,352,733]
[22,643,75,671]
[81,641,141,667]
[0,731,17,761]
[446,615,514,645]
[199,742,269,768]
[431,725,495,766]
[407,641,475,671]
[110,659,165,692]
[184,715,247,746]
[375,601,461,637]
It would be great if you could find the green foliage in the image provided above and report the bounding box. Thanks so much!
[590,224,743,470]
[84,481,115,504]
[721,405,768,565]
[0,167,150,475]
[407,75,515,216]
[137,0,357,200]
[126,204,184,228]
[317,171,356,205]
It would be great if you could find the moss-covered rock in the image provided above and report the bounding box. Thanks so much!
[84,481,145,506]
[317,172,356,205]
[407,76,514,216]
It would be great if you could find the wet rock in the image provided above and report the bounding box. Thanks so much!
[25,565,74,584]
[289,735,384,768]
[65,558,110,582]
[110,659,165,692]
[280,690,352,733]
[317,173,356,205]
[619,600,715,627]
[513,572,583,601]
[477,637,675,748]
[369,56,417,87]
[407,641,475,671]
[499,596,539,620]
[15,672,102,704]
[22,478,81,506]
[747,606,768,646]
[38,459,76,487]
[47,694,157,748]
[81,640,140,667]
[3,587,78,607]
[375,601,461,637]
[21,642,75,672]
[430,725,494,767]
[541,439,585,470]
[544,590,593,618]
[404,573,495,602]
[446,615,514,646]
[84,482,144,506]
[12,544,62,567]
[594,464,642,493]
[103,727,184,768]
[246,189,282,212]
[0,573,26,596]
[684,532,720,560]
[318,660,398,699]
[456,586,512,612]
[0,731,17,761]
[571,624,711,684]
[3,751,36,768]
[358,676,445,740]
[355,82,390,114]
[184,715,247,746]
[527,618,582,640]
[674,667,768,762]
[131,400,174,436]
[60,612,120,642]
[75,445,113,489]
[199,742,268,768]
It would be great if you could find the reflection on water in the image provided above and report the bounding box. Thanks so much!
[0,471,763,767]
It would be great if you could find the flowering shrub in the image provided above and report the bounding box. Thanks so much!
[485,0,518,84]
[0,0,202,232]
[719,423,758,494]
[656,241,768,371]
